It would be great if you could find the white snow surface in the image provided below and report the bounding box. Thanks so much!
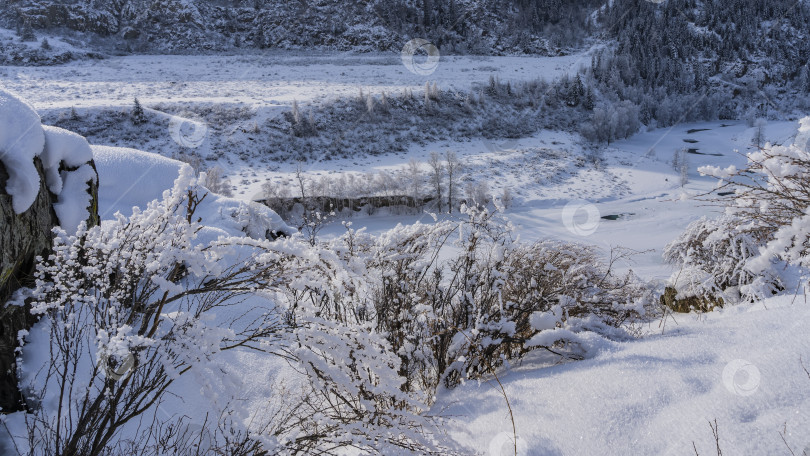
[91,145,187,219]
[52,163,96,235]
[435,296,810,455]
[0,87,45,213]
[1,53,585,110]
[41,126,97,233]
[91,145,292,239]
[81,118,809,456]
[41,125,94,193]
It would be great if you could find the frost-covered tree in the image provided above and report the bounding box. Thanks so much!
[131,98,146,125]
[428,151,444,212]
[202,165,232,196]
[407,158,423,205]
[445,150,461,213]
[752,118,767,149]
[582,100,640,144]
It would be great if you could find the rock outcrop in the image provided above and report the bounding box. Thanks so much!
[0,157,60,412]
[659,286,724,314]
[0,89,99,412]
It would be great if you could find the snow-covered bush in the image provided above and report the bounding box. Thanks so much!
[580,100,640,144]
[439,212,648,386]
[665,117,810,310]
[663,215,781,308]
[330,206,651,395]
[201,165,232,197]
[14,166,450,455]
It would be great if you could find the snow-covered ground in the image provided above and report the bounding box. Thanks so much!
[0,53,585,109]
[4,51,796,282]
[2,53,808,455]
[436,295,810,455]
[87,117,810,455]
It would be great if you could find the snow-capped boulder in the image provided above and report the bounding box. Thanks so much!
[0,90,45,214]
[42,126,99,233]
[0,89,99,413]
[92,145,293,241]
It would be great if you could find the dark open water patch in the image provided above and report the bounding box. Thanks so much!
[601,213,635,221]
[686,148,722,156]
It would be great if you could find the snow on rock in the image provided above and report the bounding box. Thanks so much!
[41,125,94,193]
[92,145,292,240]
[53,164,97,235]
[91,145,184,218]
[0,88,45,214]
[0,90,98,233]
[41,126,97,234]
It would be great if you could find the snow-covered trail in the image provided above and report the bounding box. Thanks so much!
[0,53,585,109]
[434,295,810,455]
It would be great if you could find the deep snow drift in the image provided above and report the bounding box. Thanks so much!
[436,296,810,455]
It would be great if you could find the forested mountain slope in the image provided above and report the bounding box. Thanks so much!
[589,0,810,125]
[0,0,601,54]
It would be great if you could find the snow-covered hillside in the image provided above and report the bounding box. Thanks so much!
[0,4,809,452]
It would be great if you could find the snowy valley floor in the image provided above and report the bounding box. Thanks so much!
[2,52,809,455]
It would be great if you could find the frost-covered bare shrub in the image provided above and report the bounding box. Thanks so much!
[13,167,452,456]
[440,215,649,386]
[175,151,202,171]
[671,148,689,186]
[202,165,232,196]
[702,120,810,238]
[663,215,781,306]
[500,187,514,210]
[286,100,317,137]
[19,168,292,455]
[464,181,491,208]
[665,117,810,310]
[331,206,651,395]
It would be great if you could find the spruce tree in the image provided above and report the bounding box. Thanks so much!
[132,98,146,125]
